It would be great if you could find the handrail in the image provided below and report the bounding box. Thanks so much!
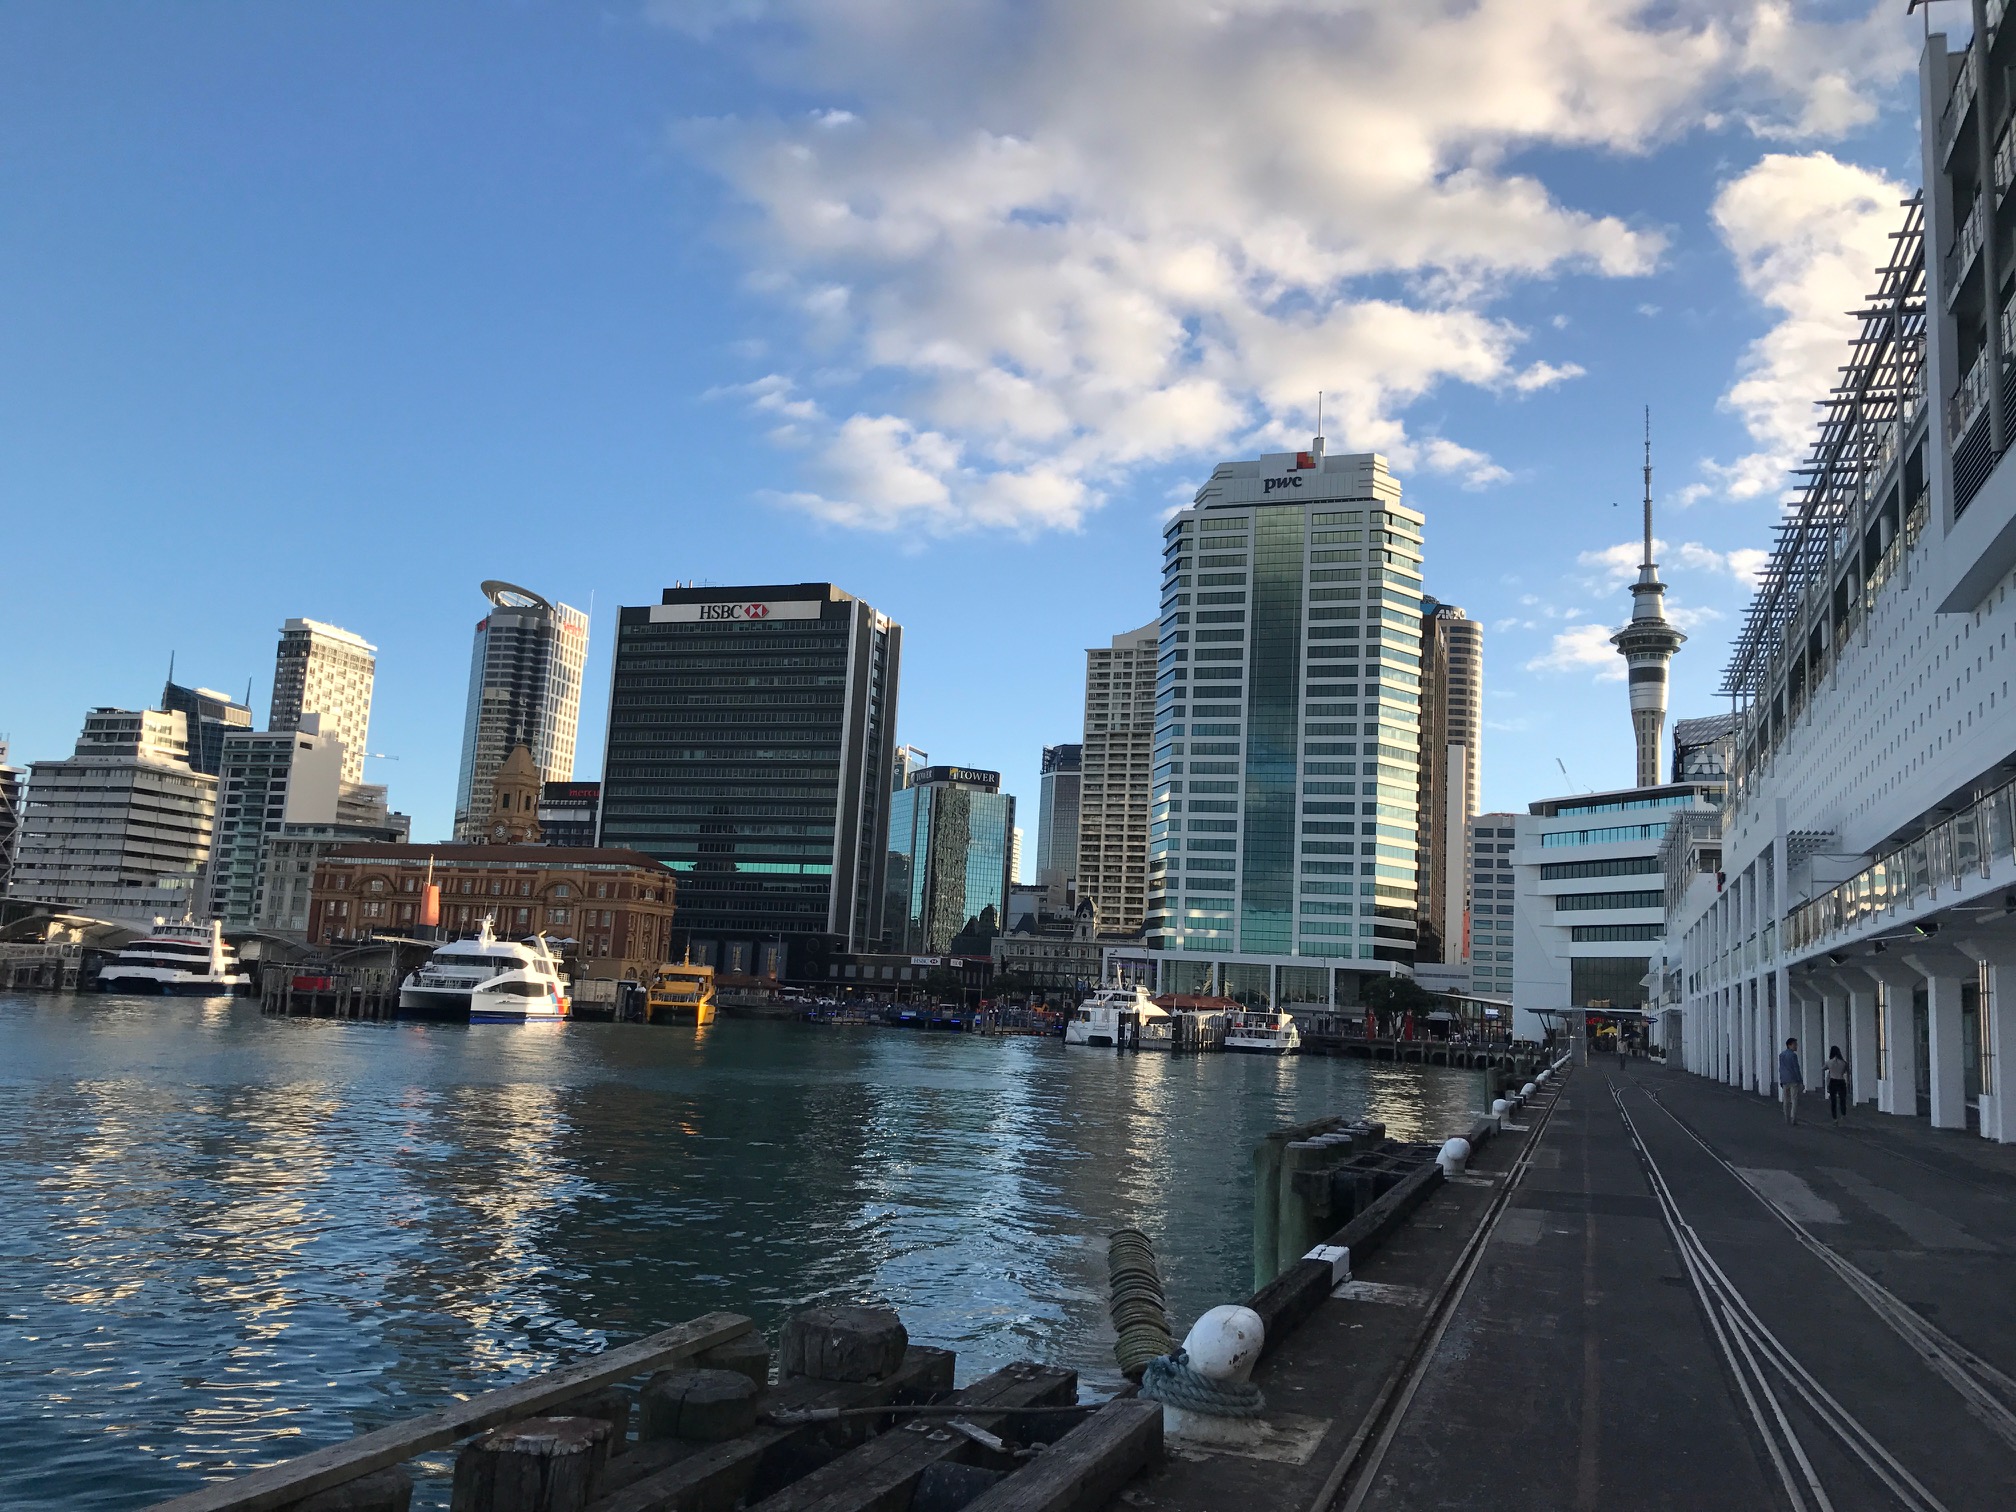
[1941,47,1977,162]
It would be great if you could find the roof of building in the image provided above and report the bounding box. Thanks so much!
[319,843,673,872]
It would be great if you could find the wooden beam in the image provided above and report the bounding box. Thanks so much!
[955,1401,1162,1512]
[143,1313,754,1512]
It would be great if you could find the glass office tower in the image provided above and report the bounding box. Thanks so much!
[454,582,589,842]
[1149,445,1424,970]
[885,766,1014,953]
[598,583,900,977]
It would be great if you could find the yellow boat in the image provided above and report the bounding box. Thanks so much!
[646,957,716,1025]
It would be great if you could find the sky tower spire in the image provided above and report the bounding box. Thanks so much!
[1611,407,1685,786]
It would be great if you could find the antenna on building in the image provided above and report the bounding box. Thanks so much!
[1641,405,1655,569]
[1556,756,1582,793]
[1314,390,1325,454]
[167,650,176,686]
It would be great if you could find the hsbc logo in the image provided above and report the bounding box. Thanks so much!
[699,602,772,621]
[650,598,823,624]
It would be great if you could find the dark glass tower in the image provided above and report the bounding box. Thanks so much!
[598,584,901,977]
[885,766,1014,953]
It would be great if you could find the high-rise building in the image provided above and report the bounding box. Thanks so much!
[1078,624,1158,935]
[1465,812,1518,997]
[1011,826,1024,886]
[454,582,589,842]
[537,781,601,848]
[205,717,348,928]
[885,766,1014,953]
[599,583,900,977]
[1149,445,1424,984]
[892,745,930,791]
[270,619,377,786]
[1611,418,1684,786]
[0,742,25,899]
[255,781,408,940]
[1035,743,1082,909]
[160,680,253,777]
[8,708,217,925]
[1417,601,1483,961]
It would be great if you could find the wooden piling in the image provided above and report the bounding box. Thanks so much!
[779,1306,908,1384]
[450,1417,609,1512]
[637,1368,759,1443]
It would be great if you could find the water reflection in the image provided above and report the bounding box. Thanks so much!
[0,996,1482,1510]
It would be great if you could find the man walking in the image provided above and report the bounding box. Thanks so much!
[1778,1037,1803,1126]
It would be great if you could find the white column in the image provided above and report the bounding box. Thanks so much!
[1844,972,1880,1106]
[1823,988,1847,1078]
[1955,934,2016,1143]
[1905,947,1974,1132]
[1799,990,1824,1088]
[1865,959,1921,1117]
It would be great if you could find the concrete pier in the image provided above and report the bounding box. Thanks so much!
[1130,1059,2016,1511]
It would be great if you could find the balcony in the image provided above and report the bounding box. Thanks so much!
[1941,47,1977,164]
[1784,779,2015,955]
[1949,348,1994,442]
[1945,195,1985,304]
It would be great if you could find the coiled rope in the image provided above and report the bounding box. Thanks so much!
[1139,1348,1266,1418]
[1107,1228,1175,1379]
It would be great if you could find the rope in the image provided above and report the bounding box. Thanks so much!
[1108,1229,1175,1379]
[1139,1349,1266,1418]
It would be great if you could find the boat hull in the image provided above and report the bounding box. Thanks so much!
[1224,1040,1294,1055]
[96,974,248,996]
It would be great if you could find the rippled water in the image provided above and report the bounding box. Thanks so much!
[0,993,1483,1509]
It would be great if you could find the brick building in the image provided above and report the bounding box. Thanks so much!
[307,843,676,982]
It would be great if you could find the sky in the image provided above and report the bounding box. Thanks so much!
[0,1,1940,861]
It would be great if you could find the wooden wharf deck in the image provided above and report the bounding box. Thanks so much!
[141,1305,1162,1512]
[1302,1033,1542,1071]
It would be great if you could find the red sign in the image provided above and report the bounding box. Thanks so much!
[746,603,770,619]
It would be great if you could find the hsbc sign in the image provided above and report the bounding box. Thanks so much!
[650,600,824,624]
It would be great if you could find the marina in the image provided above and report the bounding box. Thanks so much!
[0,990,1483,1511]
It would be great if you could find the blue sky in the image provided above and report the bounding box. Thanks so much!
[0,2,1932,857]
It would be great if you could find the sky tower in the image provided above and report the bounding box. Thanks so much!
[1611,411,1684,786]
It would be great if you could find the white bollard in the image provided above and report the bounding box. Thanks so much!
[1437,1137,1471,1176]
[1491,1098,1511,1128]
[1522,1082,1537,1098]
[1161,1305,1266,1447]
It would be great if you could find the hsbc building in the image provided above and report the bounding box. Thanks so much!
[599,582,902,978]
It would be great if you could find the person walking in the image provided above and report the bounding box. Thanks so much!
[1826,1044,1850,1123]
[1778,1037,1803,1125]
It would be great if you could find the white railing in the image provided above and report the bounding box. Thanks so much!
[1941,47,1977,162]
[1950,349,1994,441]
[1946,195,1985,299]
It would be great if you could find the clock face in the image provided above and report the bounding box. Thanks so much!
[492,822,508,840]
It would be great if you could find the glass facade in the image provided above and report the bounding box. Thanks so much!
[886,775,1014,952]
[598,585,899,973]
[1149,448,1423,979]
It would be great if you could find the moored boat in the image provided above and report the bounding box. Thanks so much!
[397,917,569,1024]
[1224,1008,1302,1054]
[1064,979,1168,1048]
[646,957,716,1025]
[95,918,250,996]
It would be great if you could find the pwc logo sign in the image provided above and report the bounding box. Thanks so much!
[1261,452,1319,494]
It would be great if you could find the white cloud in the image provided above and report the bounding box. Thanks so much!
[670,1,1915,532]
[1527,623,1627,680]
[1577,536,1771,590]
[1704,149,1908,501]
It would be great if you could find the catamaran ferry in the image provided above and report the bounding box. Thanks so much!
[397,918,570,1024]
[1225,1008,1302,1055]
[1064,979,1169,1049]
[95,918,250,996]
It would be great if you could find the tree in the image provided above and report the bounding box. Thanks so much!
[1359,974,1439,1038]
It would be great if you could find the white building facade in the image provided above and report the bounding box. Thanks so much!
[9,708,218,925]
[205,719,348,929]
[270,618,376,786]
[1466,811,1518,997]
[1669,19,2016,1141]
[1148,445,1424,999]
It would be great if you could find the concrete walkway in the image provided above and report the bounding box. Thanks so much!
[1356,1061,2016,1511]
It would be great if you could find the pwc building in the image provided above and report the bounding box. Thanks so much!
[597,583,901,979]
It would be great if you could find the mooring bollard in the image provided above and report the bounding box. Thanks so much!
[286,1466,414,1512]
[694,1331,771,1389]
[1522,1081,1538,1098]
[1437,1137,1471,1176]
[450,1416,609,1512]
[548,1387,632,1455]
[779,1305,908,1383]
[1490,1098,1511,1129]
[1143,1305,1268,1448]
[638,1367,760,1443]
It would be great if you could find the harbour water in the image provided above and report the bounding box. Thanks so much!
[0,993,1484,1510]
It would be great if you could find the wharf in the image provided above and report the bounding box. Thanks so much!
[1134,1060,2016,1511]
[1304,1033,1544,1071]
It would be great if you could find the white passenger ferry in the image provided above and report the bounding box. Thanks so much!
[397,918,570,1024]
[1225,1008,1302,1055]
[95,918,250,996]
[1064,979,1169,1048]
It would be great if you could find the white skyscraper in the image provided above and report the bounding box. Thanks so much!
[1078,623,1159,934]
[1149,445,1424,998]
[454,581,589,843]
[270,618,377,786]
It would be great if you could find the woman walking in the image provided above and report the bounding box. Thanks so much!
[1826,1045,1850,1123]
